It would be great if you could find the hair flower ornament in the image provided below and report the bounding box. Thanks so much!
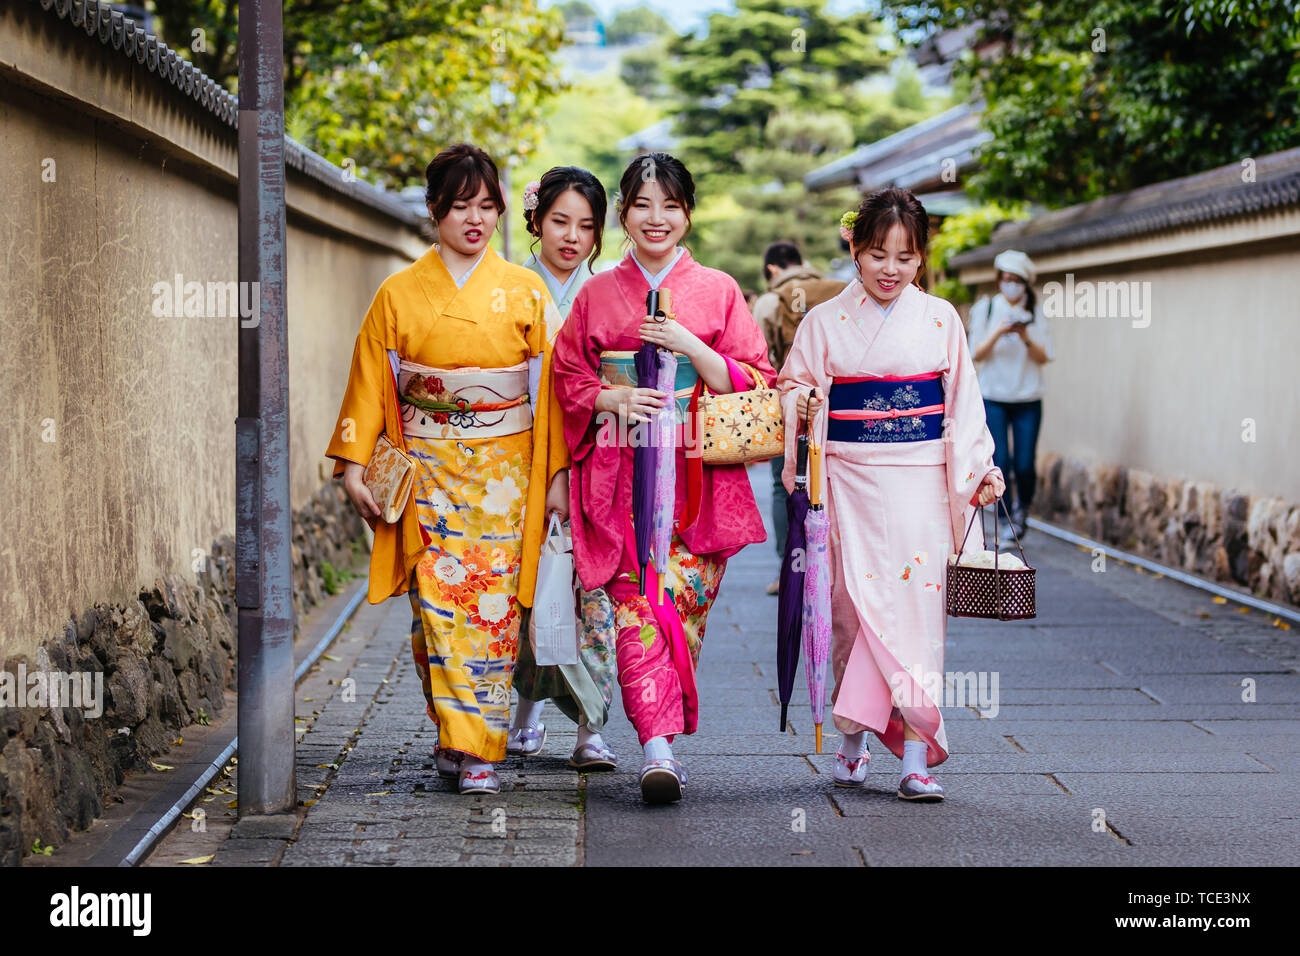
[522,180,541,211]
[839,210,858,243]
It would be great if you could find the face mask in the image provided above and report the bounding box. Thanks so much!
[999,279,1026,302]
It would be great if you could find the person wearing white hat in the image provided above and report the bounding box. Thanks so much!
[968,249,1055,541]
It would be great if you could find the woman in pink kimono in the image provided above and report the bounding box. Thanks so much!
[551,152,775,804]
[777,187,1005,802]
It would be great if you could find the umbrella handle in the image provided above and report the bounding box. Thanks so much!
[808,441,822,508]
[796,433,809,481]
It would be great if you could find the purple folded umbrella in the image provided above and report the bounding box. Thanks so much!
[777,434,810,732]
[633,339,659,595]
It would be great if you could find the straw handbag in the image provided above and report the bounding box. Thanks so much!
[693,364,785,465]
[946,498,1036,620]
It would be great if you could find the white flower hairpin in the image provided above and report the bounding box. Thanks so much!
[522,180,541,211]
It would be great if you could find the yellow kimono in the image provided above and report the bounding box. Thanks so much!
[325,243,568,761]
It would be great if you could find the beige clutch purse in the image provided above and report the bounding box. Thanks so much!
[363,434,414,523]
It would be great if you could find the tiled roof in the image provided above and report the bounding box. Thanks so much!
[34,0,423,227]
[950,147,1300,270]
[804,103,987,192]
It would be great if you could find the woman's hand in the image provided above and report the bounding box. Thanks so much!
[971,470,1006,508]
[595,386,666,425]
[638,315,706,358]
[799,387,823,425]
[342,460,382,521]
[545,469,570,523]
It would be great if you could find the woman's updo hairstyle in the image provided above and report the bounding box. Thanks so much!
[424,143,506,222]
[850,186,930,279]
[616,152,696,233]
[523,166,608,269]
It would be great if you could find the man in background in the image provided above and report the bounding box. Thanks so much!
[751,240,845,594]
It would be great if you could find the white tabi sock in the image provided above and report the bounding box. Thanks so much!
[643,736,673,763]
[901,739,929,780]
[512,694,545,730]
[838,730,868,759]
[461,757,493,776]
[577,724,604,751]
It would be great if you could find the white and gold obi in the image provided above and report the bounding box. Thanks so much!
[397,358,532,440]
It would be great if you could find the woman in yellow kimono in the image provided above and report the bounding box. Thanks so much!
[325,143,568,795]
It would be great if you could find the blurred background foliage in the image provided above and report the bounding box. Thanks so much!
[145,0,1300,290]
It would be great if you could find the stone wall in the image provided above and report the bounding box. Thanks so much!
[0,0,424,663]
[0,482,367,867]
[1035,451,1300,607]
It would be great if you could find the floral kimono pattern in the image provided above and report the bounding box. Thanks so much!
[607,530,726,744]
[407,429,533,762]
[513,587,618,732]
[326,243,564,765]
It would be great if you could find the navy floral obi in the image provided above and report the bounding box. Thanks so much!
[827,374,945,443]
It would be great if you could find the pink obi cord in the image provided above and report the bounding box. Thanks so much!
[828,403,945,421]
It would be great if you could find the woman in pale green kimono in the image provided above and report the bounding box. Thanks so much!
[509,166,619,770]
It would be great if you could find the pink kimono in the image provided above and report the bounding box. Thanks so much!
[777,281,1000,767]
[552,248,775,744]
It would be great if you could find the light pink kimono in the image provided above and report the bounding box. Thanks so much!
[777,281,1000,767]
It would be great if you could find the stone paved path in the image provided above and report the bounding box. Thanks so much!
[153,466,1300,866]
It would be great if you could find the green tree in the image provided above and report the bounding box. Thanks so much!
[689,111,859,286]
[605,5,675,44]
[620,41,669,98]
[288,4,565,190]
[666,0,893,175]
[149,0,526,95]
[928,202,1031,305]
[508,76,663,266]
[555,0,599,25]
[882,0,1300,206]
[149,1,567,191]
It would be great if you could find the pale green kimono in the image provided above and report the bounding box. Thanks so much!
[514,252,615,731]
[521,252,594,319]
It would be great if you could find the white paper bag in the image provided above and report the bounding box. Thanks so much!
[529,514,580,666]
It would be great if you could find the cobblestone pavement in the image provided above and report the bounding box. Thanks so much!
[154,467,1300,867]
[150,595,584,867]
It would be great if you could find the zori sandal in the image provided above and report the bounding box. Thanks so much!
[569,742,618,771]
[897,773,945,802]
[435,748,463,780]
[639,758,685,804]
[506,722,547,756]
[459,768,501,795]
[833,749,870,788]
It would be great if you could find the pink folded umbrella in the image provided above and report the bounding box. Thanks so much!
[650,347,677,603]
[802,438,832,753]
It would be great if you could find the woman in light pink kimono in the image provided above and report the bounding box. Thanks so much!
[777,188,1005,802]
[551,152,775,804]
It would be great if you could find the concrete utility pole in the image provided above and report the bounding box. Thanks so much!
[235,0,294,814]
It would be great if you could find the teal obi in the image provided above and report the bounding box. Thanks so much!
[598,350,698,424]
